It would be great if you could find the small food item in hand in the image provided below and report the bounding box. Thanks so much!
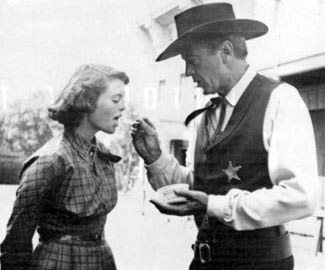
[157,184,189,204]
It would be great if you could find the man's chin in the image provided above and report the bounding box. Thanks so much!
[202,88,210,95]
[196,86,207,95]
[202,87,219,96]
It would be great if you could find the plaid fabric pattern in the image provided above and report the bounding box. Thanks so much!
[31,240,117,270]
[1,131,120,270]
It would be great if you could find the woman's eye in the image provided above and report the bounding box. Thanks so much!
[112,96,122,103]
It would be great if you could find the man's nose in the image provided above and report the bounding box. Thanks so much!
[185,63,194,77]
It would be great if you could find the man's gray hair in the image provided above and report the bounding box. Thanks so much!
[206,34,248,59]
[189,33,248,59]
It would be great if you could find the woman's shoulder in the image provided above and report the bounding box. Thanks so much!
[20,135,72,177]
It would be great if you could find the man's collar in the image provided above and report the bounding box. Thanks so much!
[225,65,256,107]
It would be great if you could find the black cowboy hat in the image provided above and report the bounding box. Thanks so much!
[156,3,268,62]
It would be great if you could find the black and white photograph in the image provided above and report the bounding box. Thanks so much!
[1,0,325,269]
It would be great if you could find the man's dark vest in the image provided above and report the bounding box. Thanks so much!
[194,74,281,225]
[192,74,292,262]
[194,74,279,201]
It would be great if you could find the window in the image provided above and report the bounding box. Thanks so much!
[170,140,189,166]
[158,79,166,101]
[144,86,157,110]
[173,73,186,109]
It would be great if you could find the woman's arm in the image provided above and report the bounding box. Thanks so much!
[0,155,58,270]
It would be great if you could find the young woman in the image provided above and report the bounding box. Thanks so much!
[1,64,129,270]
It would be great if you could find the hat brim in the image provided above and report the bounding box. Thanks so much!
[156,19,268,62]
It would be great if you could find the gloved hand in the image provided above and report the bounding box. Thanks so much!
[131,118,162,164]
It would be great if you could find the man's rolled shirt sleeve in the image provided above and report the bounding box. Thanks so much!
[146,153,193,190]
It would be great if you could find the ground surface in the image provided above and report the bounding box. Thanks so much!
[1,184,324,270]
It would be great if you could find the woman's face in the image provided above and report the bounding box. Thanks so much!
[86,78,126,134]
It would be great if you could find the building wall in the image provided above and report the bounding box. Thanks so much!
[1,0,324,172]
[248,0,325,76]
[138,0,325,167]
[136,0,207,154]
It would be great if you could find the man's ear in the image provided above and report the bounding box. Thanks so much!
[220,40,234,63]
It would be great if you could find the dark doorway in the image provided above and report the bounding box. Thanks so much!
[170,140,189,166]
[310,110,325,176]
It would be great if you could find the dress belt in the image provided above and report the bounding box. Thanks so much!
[39,231,105,243]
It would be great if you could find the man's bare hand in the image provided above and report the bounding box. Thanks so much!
[150,190,208,216]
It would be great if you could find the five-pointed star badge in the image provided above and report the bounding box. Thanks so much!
[222,161,242,182]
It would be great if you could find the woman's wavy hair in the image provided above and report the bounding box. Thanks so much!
[48,64,129,128]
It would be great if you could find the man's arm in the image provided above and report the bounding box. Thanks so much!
[207,84,318,230]
[132,118,193,189]
[132,118,210,215]
[145,153,193,190]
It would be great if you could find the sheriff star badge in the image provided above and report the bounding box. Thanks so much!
[222,161,242,182]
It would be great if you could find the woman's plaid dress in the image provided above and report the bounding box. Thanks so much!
[1,131,121,270]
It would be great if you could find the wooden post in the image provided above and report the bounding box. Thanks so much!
[314,209,325,256]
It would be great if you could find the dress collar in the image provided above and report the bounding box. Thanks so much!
[63,130,121,163]
[64,130,97,158]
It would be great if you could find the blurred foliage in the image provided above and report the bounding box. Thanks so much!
[1,91,62,157]
[0,90,60,184]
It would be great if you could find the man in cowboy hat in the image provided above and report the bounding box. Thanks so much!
[132,2,318,269]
